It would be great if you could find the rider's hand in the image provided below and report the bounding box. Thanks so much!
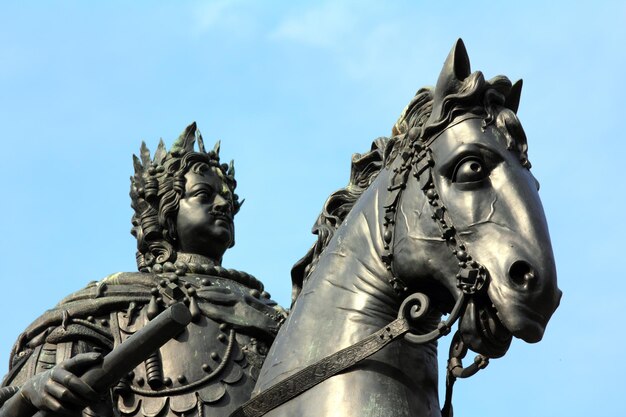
[19,352,102,416]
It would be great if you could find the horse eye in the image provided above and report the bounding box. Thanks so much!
[453,157,488,183]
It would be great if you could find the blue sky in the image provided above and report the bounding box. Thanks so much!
[1,1,624,416]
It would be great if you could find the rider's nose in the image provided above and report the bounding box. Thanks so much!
[213,195,231,213]
[508,260,537,290]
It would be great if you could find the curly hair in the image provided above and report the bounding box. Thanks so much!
[130,122,241,271]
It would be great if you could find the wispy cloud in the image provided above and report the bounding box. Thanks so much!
[270,2,357,48]
[194,0,233,31]
[191,0,259,37]
[269,2,443,83]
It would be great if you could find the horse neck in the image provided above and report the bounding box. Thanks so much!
[296,171,397,329]
[262,173,408,371]
[255,172,443,416]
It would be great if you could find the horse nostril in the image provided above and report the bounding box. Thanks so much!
[509,260,536,288]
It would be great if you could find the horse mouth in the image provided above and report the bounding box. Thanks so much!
[459,296,512,358]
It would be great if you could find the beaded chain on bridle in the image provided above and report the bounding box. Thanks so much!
[382,116,489,298]
[230,117,493,417]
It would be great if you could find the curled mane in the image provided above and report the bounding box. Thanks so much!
[291,71,528,304]
[290,137,391,303]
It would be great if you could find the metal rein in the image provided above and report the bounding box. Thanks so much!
[230,121,489,417]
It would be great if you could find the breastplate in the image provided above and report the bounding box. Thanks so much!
[111,272,279,417]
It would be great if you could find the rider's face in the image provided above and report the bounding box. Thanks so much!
[175,167,234,261]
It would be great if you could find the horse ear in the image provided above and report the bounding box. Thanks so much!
[427,39,473,127]
[437,39,471,89]
[505,79,523,113]
[449,38,471,80]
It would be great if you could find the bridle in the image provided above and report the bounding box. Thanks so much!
[382,115,489,298]
[381,115,492,416]
[230,116,492,417]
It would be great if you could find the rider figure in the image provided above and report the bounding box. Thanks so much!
[0,122,285,417]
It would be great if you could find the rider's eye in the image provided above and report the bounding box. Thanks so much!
[194,190,212,200]
[452,157,488,183]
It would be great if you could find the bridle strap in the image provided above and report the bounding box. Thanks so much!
[229,292,467,417]
[230,318,411,417]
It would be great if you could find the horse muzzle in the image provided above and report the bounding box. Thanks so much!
[486,254,561,344]
[457,252,562,357]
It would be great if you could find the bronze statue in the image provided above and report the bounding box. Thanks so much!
[0,123,285,417]
[0,39,560,417]
[236,39,561,417]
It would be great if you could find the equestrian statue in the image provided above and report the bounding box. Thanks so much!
[0,39,561,417]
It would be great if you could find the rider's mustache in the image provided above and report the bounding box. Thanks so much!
[208,210,232,221]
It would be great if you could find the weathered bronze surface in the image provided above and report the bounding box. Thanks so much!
[0,39,560,417]
[0,124,285,417]
[249,39,561,417]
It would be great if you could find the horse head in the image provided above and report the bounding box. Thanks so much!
[389,39,561,358]
[250,39,562,417]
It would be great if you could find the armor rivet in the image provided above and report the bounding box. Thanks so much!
[456,250,468,261]
[100,319,108,327]
[211,352,219,360]
[150,287,159,296]
[175,269,185,276]
[184,282,192,289]
[163,262,175,272]
[219,323,229,331]
[136,377,144,386]
[218,334,227,342]
[177,375,186,383]
[152,264,163,273]
[383,230,393,244]
[261,291,271,299]
[202,363,210,372]
[159,279,167,287]
[169,275,179,284]
[187,287,196,296]
[201,278,211,286]
[249,289,260,298]
[87,316,95,323]
[163,377,172,386]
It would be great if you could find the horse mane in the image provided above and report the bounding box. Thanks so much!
[291,72,527,304]
[290,136,392,303]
